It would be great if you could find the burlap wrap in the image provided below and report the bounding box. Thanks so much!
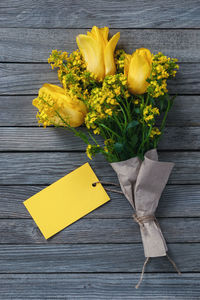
[111,149,174,258]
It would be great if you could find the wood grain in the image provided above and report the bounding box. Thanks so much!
[0,0,200,28]
[0,63,198,95]
[0,273,199,299]
[1,29,200,62]
[0,2,199,296]
[0,243,198,273]
[0,218,198,244]
[0,0,199,296]
[0,185,199,218]
[0,151,199,185]
[0,127,200,151]
[0,95,199,126]
[0,63,57,95]
[0,96,38,126]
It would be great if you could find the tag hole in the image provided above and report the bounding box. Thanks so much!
[92,183,96,187]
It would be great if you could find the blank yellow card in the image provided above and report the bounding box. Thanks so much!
[24,163,110,239]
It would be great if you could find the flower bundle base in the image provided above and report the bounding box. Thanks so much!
[111,149,181,288]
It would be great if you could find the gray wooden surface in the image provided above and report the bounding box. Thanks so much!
[0,0,200,299]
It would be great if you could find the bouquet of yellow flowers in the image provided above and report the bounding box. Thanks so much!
[33,26,180,288]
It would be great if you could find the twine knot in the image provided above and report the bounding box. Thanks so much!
[133,214,155,228]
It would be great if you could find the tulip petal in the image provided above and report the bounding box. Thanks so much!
[90,26,99,39]
[41,83,65,96]
[88,26,109,47]
[128,53,151,95]
[99,27,109,46]
[90,26,108,50]
[124,54,131,77]
[104,32,120,76]
[136,48,152,66]
[38,83,87,127]
[76,34,105,80]
[62,103,86,127]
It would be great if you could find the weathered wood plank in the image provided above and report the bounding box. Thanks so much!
[167,95,200,126]
[0,244,197,272]
[0,96,38,126]
[159,127,200,150]
[0,0,199,28]
[0,273,199,299]
[0,63,58,95]
[0,185,199,218]
[0,218,198,244]
[0,152,199,184]
[1,29,200,62]
[0,95,199,126]
[0,127,199,151]
[0,0,198,296]
[0,63,197,95]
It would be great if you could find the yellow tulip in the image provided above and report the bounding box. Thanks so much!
[33,83,87,127]
[124,48,152,95]
[76,26,120,80]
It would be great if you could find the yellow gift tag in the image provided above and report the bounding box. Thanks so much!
[23,163,110,239]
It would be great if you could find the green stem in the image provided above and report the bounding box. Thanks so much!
[145,93,150,106]
[140,96,145,152]
[88,132,99,146]
[160,97,171,132]
[111,110,124,134]
[155,97,171,147]
[99,123,121,139]
[119,104,128,129]
[138,124,152,156]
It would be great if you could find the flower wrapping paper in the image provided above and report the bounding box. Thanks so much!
[111,149,174,258]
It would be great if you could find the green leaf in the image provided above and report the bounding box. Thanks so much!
[134,108,140,114]
[159,97,168,112]
[126,120,139,131]
[130,134,138,147]
[114,142,124,153]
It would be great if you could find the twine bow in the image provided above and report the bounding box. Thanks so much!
[133,213,181,288]
[93,181,181,289]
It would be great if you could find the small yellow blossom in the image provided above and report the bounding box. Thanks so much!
[150,127,161,138]
[114,49,126,73]
[105,108,113,116]
[147,52,179,98]
[93,128,100,135]
[86,145,92,160]
[86,144,100,160]
[143,105,160,124]
[104,146,109,153]
[134,99,139,105]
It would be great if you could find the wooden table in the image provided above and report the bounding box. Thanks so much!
[0,1,200,298]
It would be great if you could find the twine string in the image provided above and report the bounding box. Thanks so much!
[133,214,155,228]
[133,213,181,288]
[135,257,150,289]
[92,181,123,194]
[91,185,181,288]
[166,253,181,275]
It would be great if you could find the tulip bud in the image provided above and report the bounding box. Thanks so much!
[76,26,120,80]
[124,48,152,95]
[33,83,87,127]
